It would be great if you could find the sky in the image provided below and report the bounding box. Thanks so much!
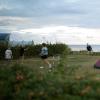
[0,0,100,44]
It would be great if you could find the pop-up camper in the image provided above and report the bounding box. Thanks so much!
[0,33,10,43]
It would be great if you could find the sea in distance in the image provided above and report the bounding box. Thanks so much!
[10,41,100,52]
[69,45,100,52]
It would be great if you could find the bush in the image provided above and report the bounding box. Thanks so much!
[0,43,8,59]
[0,43,71,59]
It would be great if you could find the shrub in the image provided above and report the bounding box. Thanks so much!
[0,43,8,59]
[0,43,71,59]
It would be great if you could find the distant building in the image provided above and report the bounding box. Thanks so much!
[0,33,10,43]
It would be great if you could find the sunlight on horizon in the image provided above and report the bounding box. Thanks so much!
[10,25,100,44]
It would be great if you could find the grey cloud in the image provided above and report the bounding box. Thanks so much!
[0,0,83,17]
[0,16,32,26]
[0,16,34,32]
[0,0,100,28]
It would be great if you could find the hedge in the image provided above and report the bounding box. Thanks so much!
[0,43,71,59]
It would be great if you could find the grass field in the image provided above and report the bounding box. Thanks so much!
[0,54,100,100]
[1,54,100,81]
[67,55,100,80]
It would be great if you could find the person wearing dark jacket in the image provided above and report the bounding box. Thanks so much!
[19,46,28,64]
[86,43,92,54]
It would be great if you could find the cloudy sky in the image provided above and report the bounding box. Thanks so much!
[0,0,100,44]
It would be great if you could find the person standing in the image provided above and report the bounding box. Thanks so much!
[19,45,28,64]
[40,43,52,69]
[86,43,92,54]
[20,46,25,58]
[5,47,13,62]
[19,46,25,64]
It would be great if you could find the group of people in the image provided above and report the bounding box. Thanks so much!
[4,43,93,68]
[5,43,52,68]
[5,46,25,61]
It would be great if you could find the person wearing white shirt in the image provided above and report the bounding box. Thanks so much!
[5,48,12,60]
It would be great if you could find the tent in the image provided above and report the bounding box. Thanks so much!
[94,60,100,69]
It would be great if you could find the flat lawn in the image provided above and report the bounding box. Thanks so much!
[0,57,60,74]
[67,55,100,80]
[0,54,100,79]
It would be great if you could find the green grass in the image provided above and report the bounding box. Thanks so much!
[1,55,100,84]
[0,54,100,100]
[67,55,100,78]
